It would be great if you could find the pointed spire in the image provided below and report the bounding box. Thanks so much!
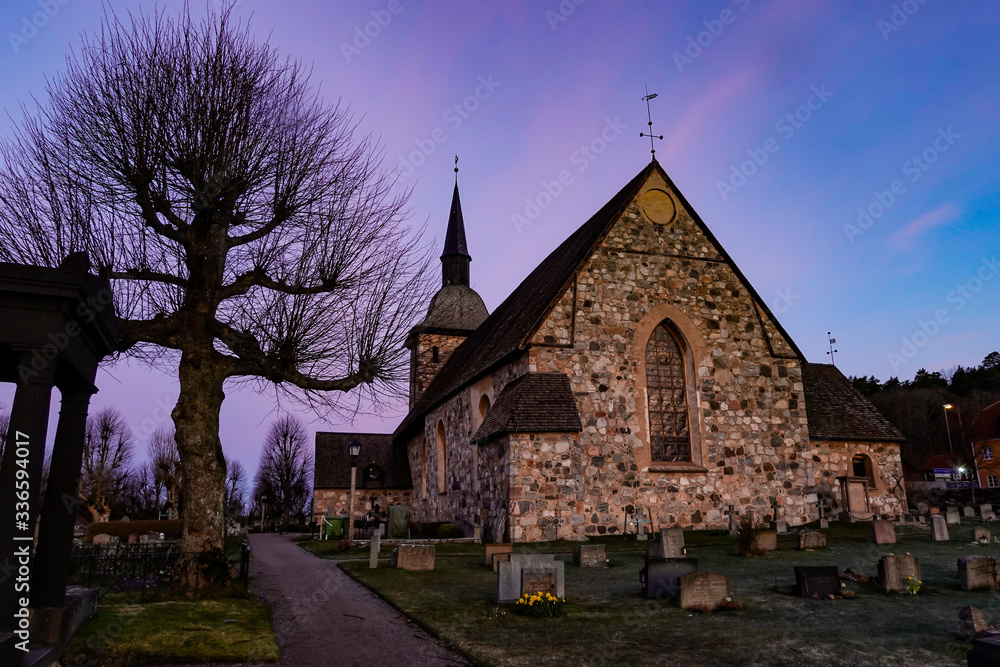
[441,158,471,286]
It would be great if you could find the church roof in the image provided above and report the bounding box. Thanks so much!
[801,363,906,442]
[414,284,489,332]
[314,432,411,489]
[442,183,470,258]
[471,373,582,444]
[971,400,1000,442]
[396,160,805,440]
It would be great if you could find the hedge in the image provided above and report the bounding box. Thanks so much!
[85,519,183,542]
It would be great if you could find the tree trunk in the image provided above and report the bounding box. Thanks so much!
[172,349,229,594]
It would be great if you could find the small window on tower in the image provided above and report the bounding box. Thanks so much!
[431,346,439,362]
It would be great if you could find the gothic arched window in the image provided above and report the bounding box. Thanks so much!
[646,321,691,462]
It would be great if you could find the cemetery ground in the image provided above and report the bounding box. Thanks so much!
[308,522,1000,666]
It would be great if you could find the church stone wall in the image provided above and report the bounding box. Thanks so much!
[504,178,903,538]
[409,332,467,406]
[312,488,412,523]
[405,355,529,528]
[806,440,905,517]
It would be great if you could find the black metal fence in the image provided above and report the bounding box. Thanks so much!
[68,541,252,602]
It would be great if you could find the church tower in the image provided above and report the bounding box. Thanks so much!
[405,172,489,406]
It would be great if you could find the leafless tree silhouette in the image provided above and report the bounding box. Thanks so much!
[0,4,428,589]
[253,416,313,530]
[80,408,135,523]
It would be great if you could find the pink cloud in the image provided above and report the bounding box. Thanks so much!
[889,202,961,251]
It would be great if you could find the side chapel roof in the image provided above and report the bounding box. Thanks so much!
[800,363,906,442]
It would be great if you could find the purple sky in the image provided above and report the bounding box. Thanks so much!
[1,1,998,476]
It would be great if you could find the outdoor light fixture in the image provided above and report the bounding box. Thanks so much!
[346,439,363,547]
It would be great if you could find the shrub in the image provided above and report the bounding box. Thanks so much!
[736,511,765,557]
[435,523,464,539]
[85,519,183,542]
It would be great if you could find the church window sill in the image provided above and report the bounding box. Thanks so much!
[648,463,708,473]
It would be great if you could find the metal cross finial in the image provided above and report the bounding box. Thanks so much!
[454,155,459,183]
[827,332,838,366]
[640,85,663,158]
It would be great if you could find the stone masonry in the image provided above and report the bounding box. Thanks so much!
[402,168,905,541]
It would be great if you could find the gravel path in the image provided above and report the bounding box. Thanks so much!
[186,533,468,667]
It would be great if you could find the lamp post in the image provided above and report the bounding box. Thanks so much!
[943,404,954,454]
[346,439,362,547]
[946,403,976,503]
[260,494,267,532]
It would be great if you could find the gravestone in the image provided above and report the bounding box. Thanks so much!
[484,543,513,568]
[930,506,941,515]
[774,521,788,534]
[390,544,435,571]
[573,544,607,568]
[959,556,1000,591]
[877,553,920,593]
[92,533,112,545]
[138,534,149,544]
[981,504,996,521]
[916,501,930,515]
[127,534,137,544]
[872,520,896,545]
[649,527,685,559]
[754,530,777,553]
[369,533,380,569]
[974,527,992,543]
[798,530,827,550]
[931,514,950,541]
[521,568,558,597]
[678,571,730,611]
[964,507,976,517]
[969,634,1000,666]
[958,605,988,642]
[641,557,698,600]
[492,552,511,572]
[387,505,410,539]
[794,566,841,598]
[947,507,962,525]
[497,554,564,603]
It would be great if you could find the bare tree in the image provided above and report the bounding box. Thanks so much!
[253,416,313,530]
[123,462,159,520]
[148,426,182,519]
[225,458,247,520]
[80,408,135,522]
[0,5,427,589]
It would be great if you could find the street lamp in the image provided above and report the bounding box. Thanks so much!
[946,403,976,503]
[943,404,954,453]
[346,439,362,547]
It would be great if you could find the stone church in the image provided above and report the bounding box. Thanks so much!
[315,160,907,542]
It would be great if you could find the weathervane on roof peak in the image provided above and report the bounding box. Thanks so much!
[827,331,838,366]
[640,85,663,159]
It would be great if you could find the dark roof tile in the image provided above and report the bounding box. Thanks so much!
[801,363,906,442]
[314,432,411,489]
[471,373,582,444]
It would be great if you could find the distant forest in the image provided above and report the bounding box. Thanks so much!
[849,351,1000,466]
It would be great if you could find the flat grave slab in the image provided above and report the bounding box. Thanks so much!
[959,555,1000,591]
[678,571,730,611]
[872,520,896,545]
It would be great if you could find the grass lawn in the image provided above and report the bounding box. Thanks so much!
[336,521,1000,666]
[61,596,280,666]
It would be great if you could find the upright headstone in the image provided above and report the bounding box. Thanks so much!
[497,554,564,603]
[931,514,950,541]
[484,543,513,568]
[981,504,996,521]
[92,533,112,545]
[678,572,730,611]
[754,530,778,553]
[958,605,988,642]
[390,544,434,571]
[794,566,841,598]
[872,520,896,545]
[973,526,992,543]
[964,507,976,518]
[369,533,380,569]
[663,527,685,558]
[573,544,607,568]
[798,530,827,550]
[877,553,920,593]
[947,507,962,525]
[641,557,698,600]
[771,498,782,530]
[959,556,1000,591]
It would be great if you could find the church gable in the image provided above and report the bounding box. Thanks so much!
[528,165,802,362]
